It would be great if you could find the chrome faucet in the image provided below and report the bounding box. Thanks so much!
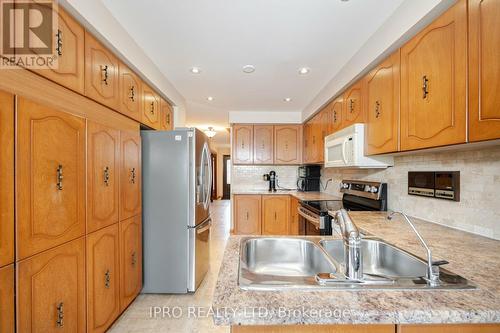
[332,209,363,281]
[387,211,447,286]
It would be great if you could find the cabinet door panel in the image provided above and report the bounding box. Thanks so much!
[317,109,330,162]
[119,63,142,122]
[0,91,14,267]
[142,84,160,129]
[365,51,400,155]
[400,0,466,150]
[160,98,174,130]
[232,125,253,164]
[469,0,500,141]
[119,215,142,311]
[234,195,261,235]
[17,98,86,260]
[253,125,274,164]
[262,195,289,235]
[399,324,500,333]
[17,238,86,333]
[0,265,14,333]
[289,197,300,236]
[30,6,85,94]
[88,122,120,233]
[330,97,343,133]
[85,32,120,110]
[274,125,301,165]
[87,225,120,333]
[343,81,365,127]
[120,131,142,220]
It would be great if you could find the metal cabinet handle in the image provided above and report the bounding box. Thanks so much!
[349,99,355,113]
[274,212,277,220]
[130,168,136,184]
[241,140,245,149]
[375,100,381,118]
[166,113,170,125]
[131,251,137,267]
[149,101,155,114]
[246,212,249,220]
[129,86,135,101]
[56,165,63,190]
[56,302,64,327]
[312,136,316,144]
[104,269,111,288]
[103,166,110,186]
[101,65,109,85]
[55,29,63,56]
[333,110,337,123]
[422,75,429,99]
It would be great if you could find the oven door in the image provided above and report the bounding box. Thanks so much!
[324,135,352,168]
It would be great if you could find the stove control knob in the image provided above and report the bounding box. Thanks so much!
[370,186,379,193]
[341,183,349,189]
[364,185,371,192]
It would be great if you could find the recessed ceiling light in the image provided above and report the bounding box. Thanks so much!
[207,96,214,101]
[242,65,255,74]
[283,97,292,102]
[298,67,310,75]
[190,67,201,74]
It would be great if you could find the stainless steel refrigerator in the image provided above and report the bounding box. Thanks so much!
[141,128,212,293]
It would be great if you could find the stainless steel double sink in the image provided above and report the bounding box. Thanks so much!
[239,237,474,290]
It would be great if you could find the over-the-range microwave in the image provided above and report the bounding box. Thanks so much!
[324,124,394,168]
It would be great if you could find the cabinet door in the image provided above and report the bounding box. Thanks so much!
[253,125,274,164]
[330,96,343,133]
[0,264,14,333]
[289,196,300,236]
[30,6,85,94]
[317,109,330,162]
[0,91,14,267]
[262,195,290,235]
[87,224,120,333]
[365,51,400,155]
[17,98,86,260]
[160,98,174,130]
[232,125,253,164]
[142,84,161,129]
[119,215,142,311]
[17,238,86,333]
[120,131,142,220]
[88,122,120,233]
[302,122,310,163]
[233,195,261,235]
[85,32,120,110]
[468,0,500,142]
[399,324,500,333]
[274,125,301,164]
[400,0,467,150]
[305,117,319,163]
[119,63,142,122]
[343,81,365,127]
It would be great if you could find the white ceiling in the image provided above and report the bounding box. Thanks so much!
[102,0,405,142]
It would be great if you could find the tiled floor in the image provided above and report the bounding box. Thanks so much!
[109,200,231,333]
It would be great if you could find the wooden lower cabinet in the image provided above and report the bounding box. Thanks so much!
[17,237,86,333]
[232,325,395,333]
[120,130,142,220]
[262,195,290,235]
[0,264,14,333]
[119,215,143,311]
[398,324,500,333]
[289,196,300,235]
[87,224,121,333]
[233,195,261,235]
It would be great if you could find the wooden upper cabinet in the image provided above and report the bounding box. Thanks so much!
[302,122,311,163]
[468,0,500,142]
[343,80,365,127]
[17,98,86,260]
[142,84,161,129]
[120,130,142,220]
[317,108,330,162]
[87,122,120,233]
[274,125,302,165]
[0,91,14,268]
[233,195,261,235]
[17,238,86,333]
[0,264,14,333]
[86,224,121,333]
[160,98,174,130]
[232,125,253,164]
[30,6,85,94]
[365,50,400,155]
[400,0,467,151]
[85,32,120,110]
[119,63,142,122]
[330,97,343,133]
[119,215,142,311]
[262,195,289,235]
[305,115,321,163]
[253,125,274,164]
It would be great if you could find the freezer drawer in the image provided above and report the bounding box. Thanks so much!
[188,217,211,292]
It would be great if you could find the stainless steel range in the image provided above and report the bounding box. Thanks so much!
[298,180,387,235]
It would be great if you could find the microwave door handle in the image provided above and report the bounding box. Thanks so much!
[341,138,349,164]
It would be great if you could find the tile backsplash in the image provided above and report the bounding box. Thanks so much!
[232,165,298,191]
[321,146,500,240]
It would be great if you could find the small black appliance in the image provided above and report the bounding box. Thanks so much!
[297,165,321,192]
[263,171,277,192]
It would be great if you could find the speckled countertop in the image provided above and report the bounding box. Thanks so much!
[231,190,342,201]
[212,212,500,326]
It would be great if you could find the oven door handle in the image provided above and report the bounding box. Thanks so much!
[298,206,320,227]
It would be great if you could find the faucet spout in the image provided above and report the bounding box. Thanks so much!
[333,209,363,281]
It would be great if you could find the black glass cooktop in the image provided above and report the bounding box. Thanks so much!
[302,200,342,214]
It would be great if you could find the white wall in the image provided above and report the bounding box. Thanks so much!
[60,0,187,126]
[229,111,302,124]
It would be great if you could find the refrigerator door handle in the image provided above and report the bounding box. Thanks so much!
[196,218,212,234]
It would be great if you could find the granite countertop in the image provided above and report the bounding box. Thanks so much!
[231,190,342,201]
[212,212,500,326]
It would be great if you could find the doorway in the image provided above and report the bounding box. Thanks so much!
[211,153,217,201]
[222,155,231,200]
